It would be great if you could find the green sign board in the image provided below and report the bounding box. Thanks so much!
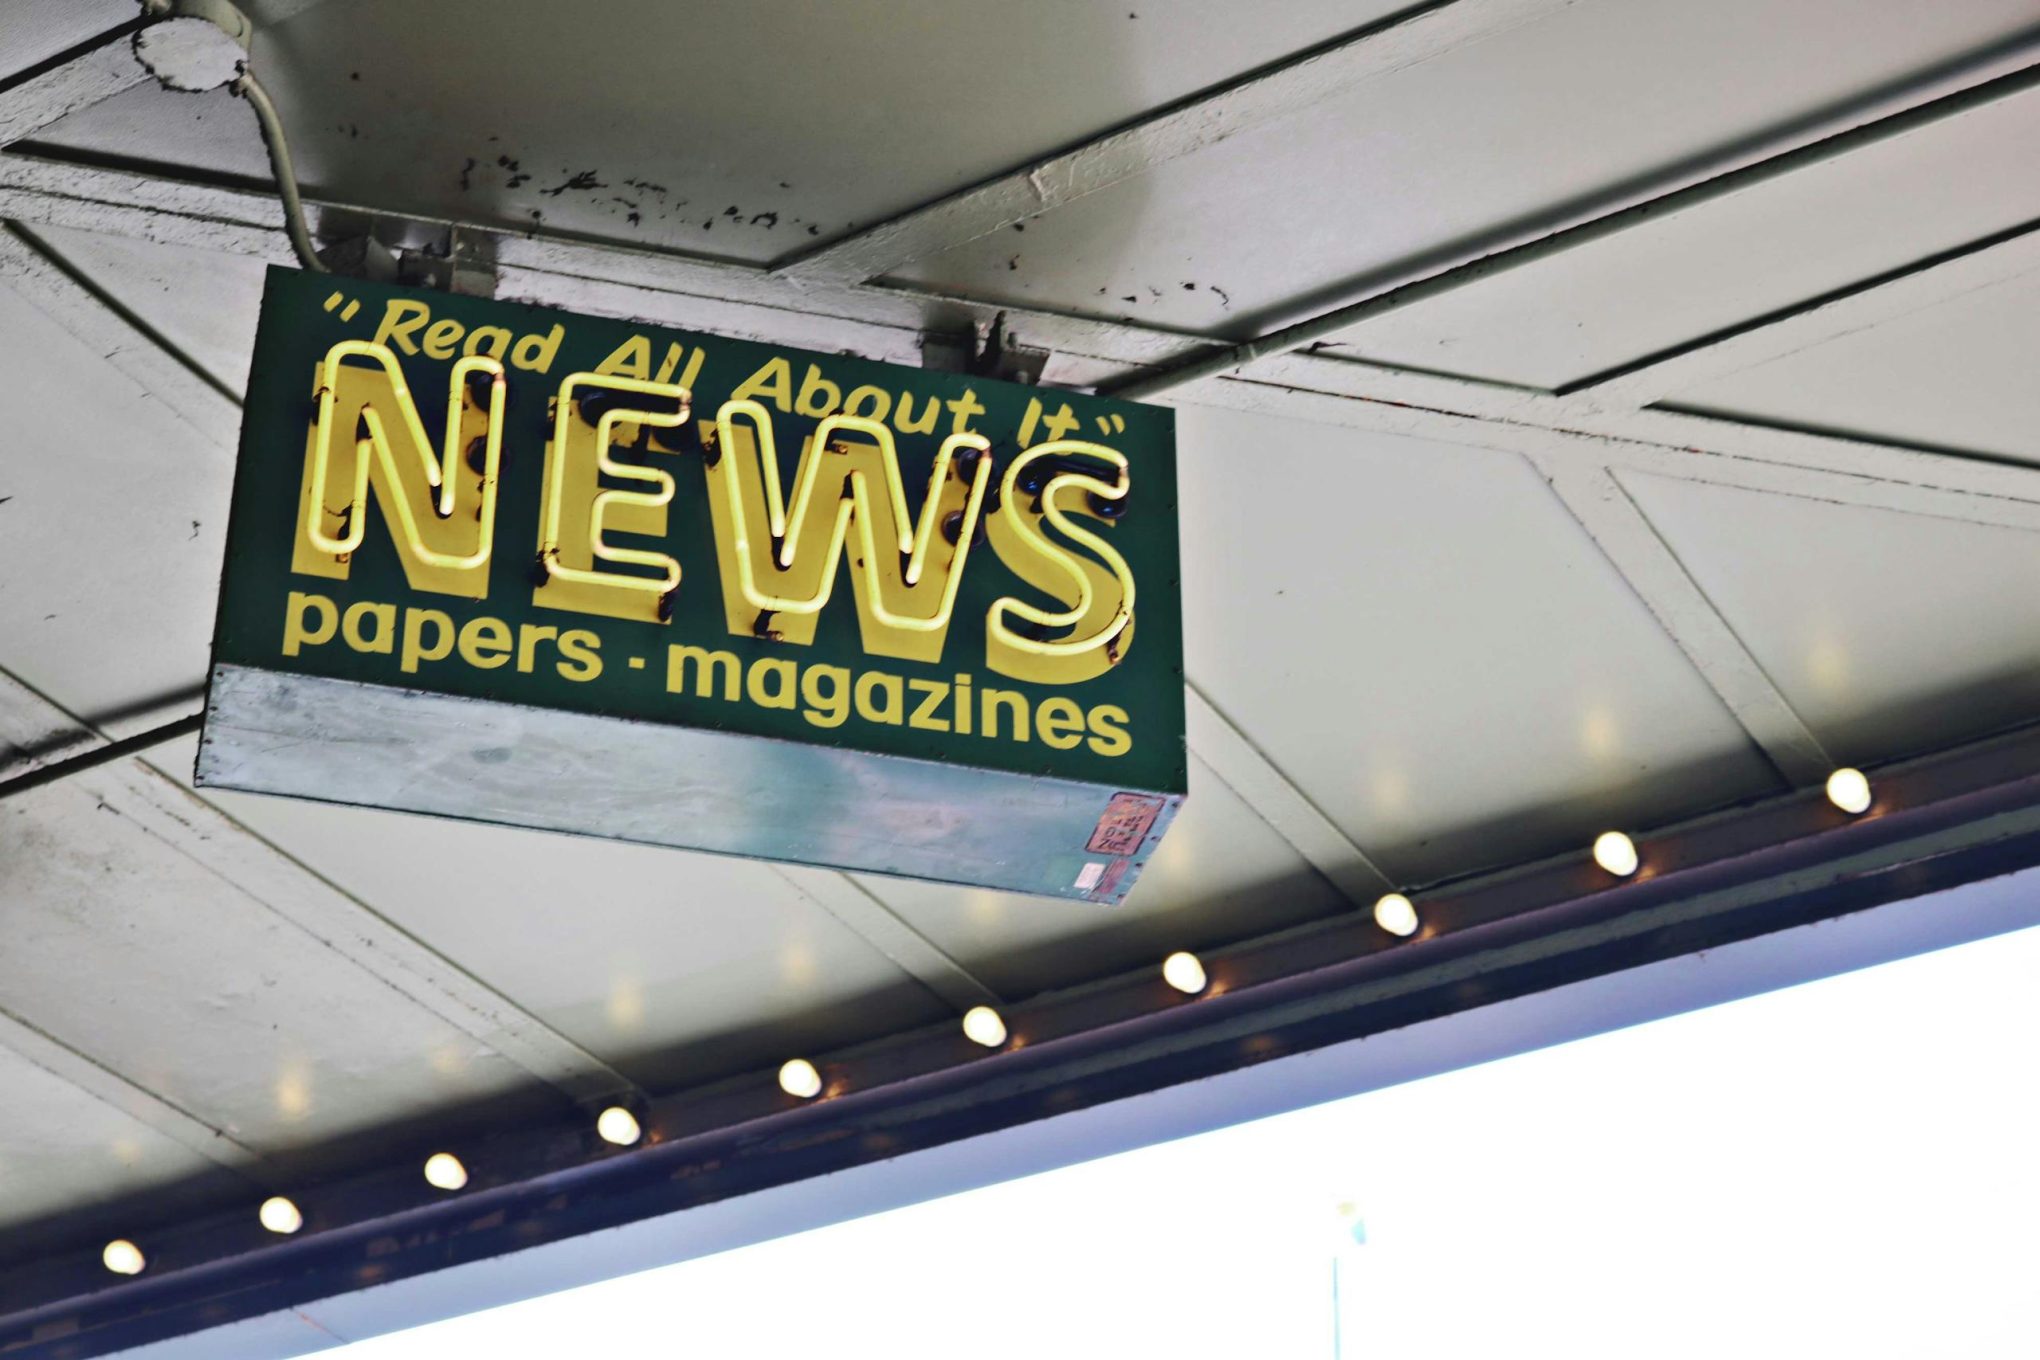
[197,268,1185,902]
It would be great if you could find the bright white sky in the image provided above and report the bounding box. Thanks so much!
[334,921,2040,1359]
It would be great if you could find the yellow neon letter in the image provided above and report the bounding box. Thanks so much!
[292,340,505,598]
[533,372,694,624]
[700,400,992,663]
[984,440,1135,684]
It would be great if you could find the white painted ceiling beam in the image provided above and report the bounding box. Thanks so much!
[774,0,1587,284]
[1232,354,2040,534]
[1527,462,1832,788]
[505,250,2040,528]
[771,869,1001,1012]
[0,153,293,262]
[1185,687,1395,904]
[1156,365,2040,536]
[0,222,240,445]
[0,27,150,149]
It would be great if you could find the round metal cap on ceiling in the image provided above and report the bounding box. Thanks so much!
[133,2,253,93]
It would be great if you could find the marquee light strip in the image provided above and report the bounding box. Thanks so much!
[67,763,1895,1295]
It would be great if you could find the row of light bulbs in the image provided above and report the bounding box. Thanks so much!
[1168,768,1873,978]
[99,1115,645,1275]
[96,768,1877,1278]
[96,1038,993,1275]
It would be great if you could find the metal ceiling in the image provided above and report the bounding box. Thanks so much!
[6,0,2040,1351]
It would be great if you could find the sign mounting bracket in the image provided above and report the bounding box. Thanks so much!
[314,212,497,296]
[922,310,1049,387]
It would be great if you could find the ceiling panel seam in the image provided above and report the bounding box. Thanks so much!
[6,220,240,401]
[1102,42,2040,401]
[6,16,2040,465]
[0,669,643,1110]
[1221,359,2040,533]
[0,674,204,779]
[771,868,1001,1012]
[775,0,1585,283]
[1184,686,1394,905]
[1571,437,2040,537]
[0,1003,271,1177]
[0,221,240,446]
[105,757,644,1107]
[1528,458,1831,787]
[512,225,2040,519]
[1567,218,2040,409]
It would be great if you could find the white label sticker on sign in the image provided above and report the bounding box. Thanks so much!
[1074,862,1106,890]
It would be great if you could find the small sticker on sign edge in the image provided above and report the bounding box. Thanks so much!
[1086,791,1167,857]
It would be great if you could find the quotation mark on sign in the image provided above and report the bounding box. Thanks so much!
[1094,413,1126,435]
[322,290,361,322]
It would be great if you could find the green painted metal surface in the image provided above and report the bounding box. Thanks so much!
[199,268,1185,900]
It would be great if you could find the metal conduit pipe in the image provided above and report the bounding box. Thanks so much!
[134,0,326,272]
[232,69,326,273]
[0,713,203,801]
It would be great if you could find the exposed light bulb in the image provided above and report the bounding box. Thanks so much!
[1592,830,1639,877]
[102,1239,145,1275]
[596,1107,642,1146]
[258,1196,303,1235]
[1372,892,1419,937]
[1162,951,1207,995]
[778,1058,822,1099]
[422,1152,468,1191]
[1826,767,1872,815]
[961,1005,1007,1048]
